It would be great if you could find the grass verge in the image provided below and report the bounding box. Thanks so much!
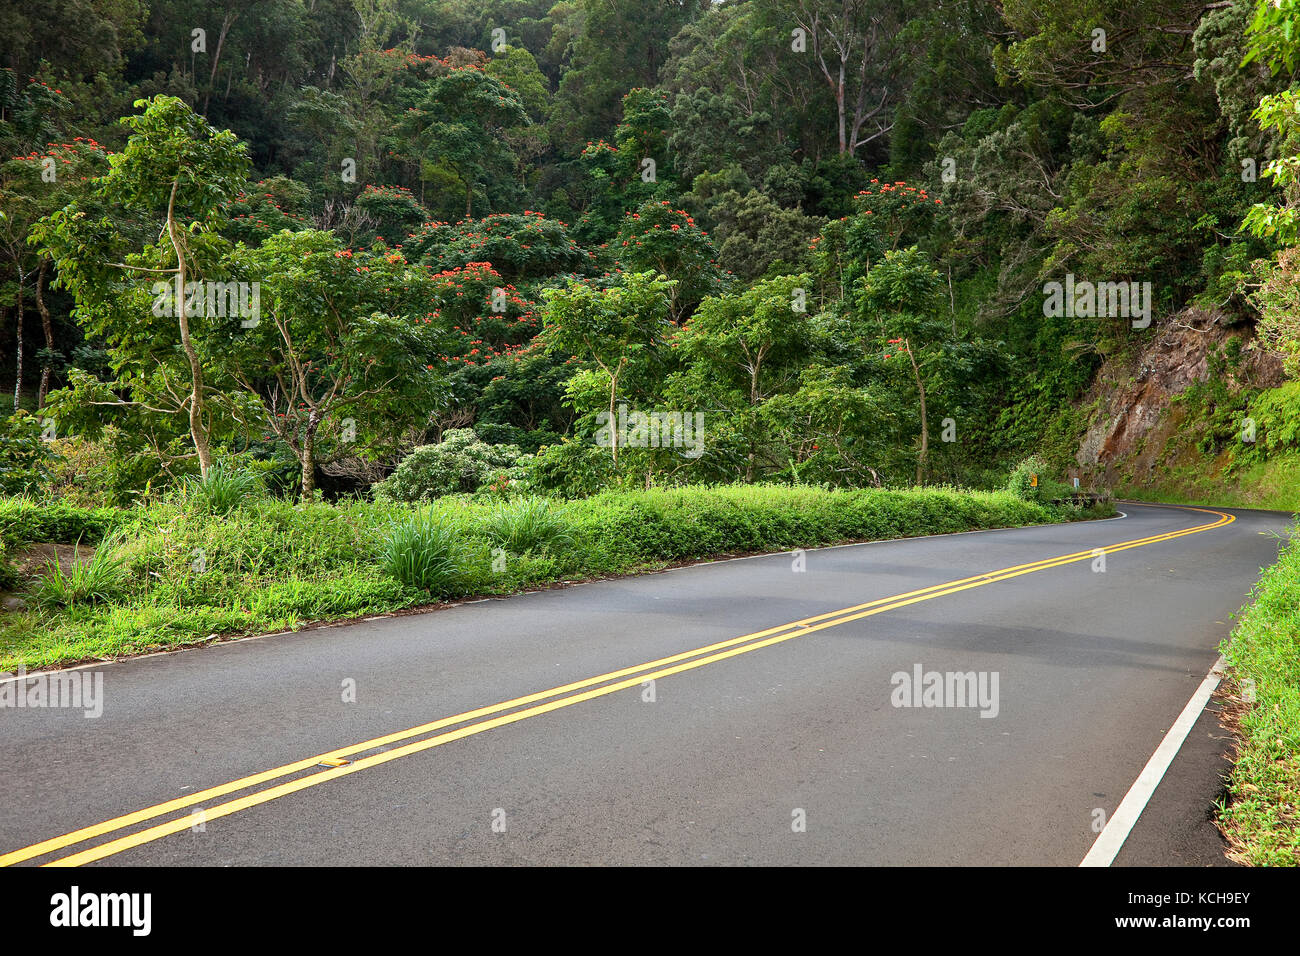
[0,484,1111,672]
[1116,453,1300,513]
[1217,525,1300,866]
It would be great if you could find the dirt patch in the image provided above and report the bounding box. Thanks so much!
[11,542,97,577]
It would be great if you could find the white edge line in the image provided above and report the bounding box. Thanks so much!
[1079,654,1227,867]
[0,509,1133,683]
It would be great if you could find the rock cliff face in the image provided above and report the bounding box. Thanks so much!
[1075,309,1284,487]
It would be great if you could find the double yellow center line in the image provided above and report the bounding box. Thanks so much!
[1,505,1232,867]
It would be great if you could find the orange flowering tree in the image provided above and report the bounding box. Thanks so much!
[614,200,725,322]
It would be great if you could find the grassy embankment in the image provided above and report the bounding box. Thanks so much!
[0,485,1110,672]
[1115,452,1300,513]
[1218,524,1300,865]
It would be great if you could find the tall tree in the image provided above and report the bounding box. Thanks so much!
[397,66,528,218]
[32,95,250,478]
[221,230,444,498]
[792,0,911,155]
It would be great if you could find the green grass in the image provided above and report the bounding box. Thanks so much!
[378,510,469,594]
[30,533,130,611]
[0,484,1111,672]
[1115,452,1300,513]
[177,460,263,515]
[482,497,576,554]
[1217,525,1300,865]
[0,497,118,548]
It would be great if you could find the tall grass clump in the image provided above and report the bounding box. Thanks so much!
[179,461,262,515]
[378,510,467,596]
[482,497,575,555]
[30,532,130,610]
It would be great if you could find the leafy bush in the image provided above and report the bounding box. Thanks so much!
[378,510,468,595]
[483,497,575,554]
[523,439,615,497]
[178,460,263,515]
[0,412,53,496]
[0,497,118,548]
[1250,381,1300,452]
[30,534,129,610]
[376,429,527,501]
[1003,455,1072,502]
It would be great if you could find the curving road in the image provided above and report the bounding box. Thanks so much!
[0,502,1290,866]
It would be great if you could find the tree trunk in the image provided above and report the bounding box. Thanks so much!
[204,11,237,115]
[36,260,53,409]
[12,274,24,411]
[300,422,318,501]
[906,341,928,485]
[916,380,928,485]
[836,63,847,154]
[167,179,214,479]
[607,363,621,465]
[746,357,763,482]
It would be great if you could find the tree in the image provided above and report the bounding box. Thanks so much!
[0,77,87,410]
[792,0,910,156]
[615,200,725,322]
[32,96,250,478]
[549,0,709,145]
[859,247,1001,484]
[486,45,552,186]
[398,66,528,218]
[407,210,589,281]
[220,230,445,499]
[697,187,826,281]
[673,274,818,482]
[537,272,674,464]
[1242,0,1300,377]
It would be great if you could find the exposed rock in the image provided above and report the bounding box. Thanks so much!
[1076,309,1284,487]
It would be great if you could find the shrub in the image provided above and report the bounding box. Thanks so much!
[1004,455,1051,502]
[0,497,117,548]
[41,429,181,507]
[523,438,615,497]
[30,533,129,610]
[376,429,528,501]
[482,497,575,554]
[378,511,467,595]
[1250,381,1300,452]
[0,412,53,497]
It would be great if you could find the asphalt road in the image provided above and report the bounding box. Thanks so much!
[0,502,1290,866]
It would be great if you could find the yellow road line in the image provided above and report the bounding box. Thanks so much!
[0,506,1232,867]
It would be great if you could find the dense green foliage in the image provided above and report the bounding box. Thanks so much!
[5,0,1297,504]
[375,427,526,499]
[0,482,1101,671]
